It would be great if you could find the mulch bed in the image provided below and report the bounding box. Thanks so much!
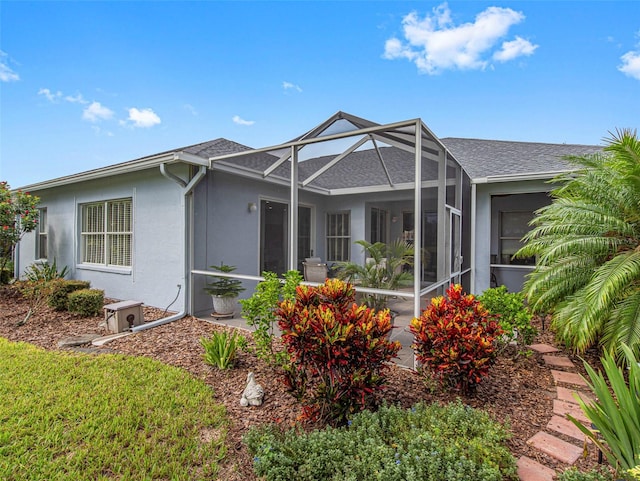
[0,285,605,480]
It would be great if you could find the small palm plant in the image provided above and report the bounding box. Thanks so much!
[336,239,413,311]
[516,129,640,361]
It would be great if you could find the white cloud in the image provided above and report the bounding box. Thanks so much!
[184,103,198,116]
[82,101,114,122]
[283,81,302,92]
[383,2,538,74]
[232,115,255,126]
[125,107,161,128]
[65,93,88,104]
[38,88,63,102]
[493,36,538,62]
[0,51,19,82]
[619,50,640,80]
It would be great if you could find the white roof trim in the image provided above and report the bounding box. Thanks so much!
[18,151,208,191]
[472,169,575,184]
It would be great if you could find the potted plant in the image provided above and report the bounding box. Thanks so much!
[204,263,245,316]
[336,239,413,312]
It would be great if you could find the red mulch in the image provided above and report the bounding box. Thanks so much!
[0,285,605,480]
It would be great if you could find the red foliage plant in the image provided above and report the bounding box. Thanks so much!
[277,278,401,425]
[410,283,503,395]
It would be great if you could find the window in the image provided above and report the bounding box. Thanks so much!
[326,212,350,262]
[36,208,47,260]
[370,207,388,244]
[81,199,132,267]
[499,211,535,265]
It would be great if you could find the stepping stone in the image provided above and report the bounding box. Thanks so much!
[517,456,556,481]
[527,431,583,464]
[556,386,594,405]
[547,415,592,442]
[530,343,560,353]
[553,399,590,424]
[543,355,575,369]
[551,370,588,387]
[57,333,102,348]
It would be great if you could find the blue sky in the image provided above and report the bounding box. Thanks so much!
[1,1,639,188]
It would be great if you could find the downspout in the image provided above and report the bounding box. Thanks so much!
[470,182,477,293]
[132,163,206,332]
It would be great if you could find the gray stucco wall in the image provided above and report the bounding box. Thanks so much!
[18,167,188,311]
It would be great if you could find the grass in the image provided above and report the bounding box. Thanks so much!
[0,337,228,480]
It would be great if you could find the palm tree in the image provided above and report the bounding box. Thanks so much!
[336,239,413,312]
[517,129,640,361]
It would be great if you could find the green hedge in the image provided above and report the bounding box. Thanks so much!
[48,279,91,311]
[67,288,104,317]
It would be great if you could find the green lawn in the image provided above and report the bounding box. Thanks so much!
[0,337,227,480]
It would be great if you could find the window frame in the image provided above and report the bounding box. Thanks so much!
[370,207,388,245]
[326,211,351,262]
[79,198,133,269]
[36,207,48,261]
[498,210,535,266]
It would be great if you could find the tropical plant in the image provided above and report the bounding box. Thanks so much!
[336,239,413,311]
[240,269,302,366]
[200,330,246,369]
[478,286,537,347]
[411,283,503,395]
[0,182,40,282]
[24,259,69,282]
[277,279,400,425]
[204,263,245,297]
[516,129,640,360]
[568,344,640,478]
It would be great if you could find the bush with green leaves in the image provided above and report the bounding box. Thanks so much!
[557,467,616,481]
[568,344,640,478]
[240,270,302,366]
[478,286,537,346]
[244,400,517,481]
[67,288,104,317]
[48,279,91,311]
[200,329,246,369]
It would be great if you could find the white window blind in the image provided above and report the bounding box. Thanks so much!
[81,199,132,267]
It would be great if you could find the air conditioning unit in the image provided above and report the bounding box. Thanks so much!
[104,300,144,333]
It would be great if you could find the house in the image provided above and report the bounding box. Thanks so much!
[16,112,602,323]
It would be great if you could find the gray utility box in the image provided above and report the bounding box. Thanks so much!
[104,300,144,333]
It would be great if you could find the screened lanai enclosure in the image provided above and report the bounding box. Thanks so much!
[191,112,471,319]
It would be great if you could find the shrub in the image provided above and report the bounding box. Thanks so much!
[67,288,104,317]
[240,270,302,366]
[410,283,503,395]
[200,330,246,369]
[24,259,69,282]
[16,279,56,325]
[277,278,401,425]
[48,279,91,311]
[568,344,640,477]
[244,400,518,481]
[478,286,537,346]
[557,467,616,481]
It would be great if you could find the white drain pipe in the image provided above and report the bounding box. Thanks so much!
[132,162,206,332]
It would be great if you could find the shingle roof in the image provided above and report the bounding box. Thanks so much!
[440,137,603,180]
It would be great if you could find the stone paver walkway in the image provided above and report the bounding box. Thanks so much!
[518,343,596,481]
